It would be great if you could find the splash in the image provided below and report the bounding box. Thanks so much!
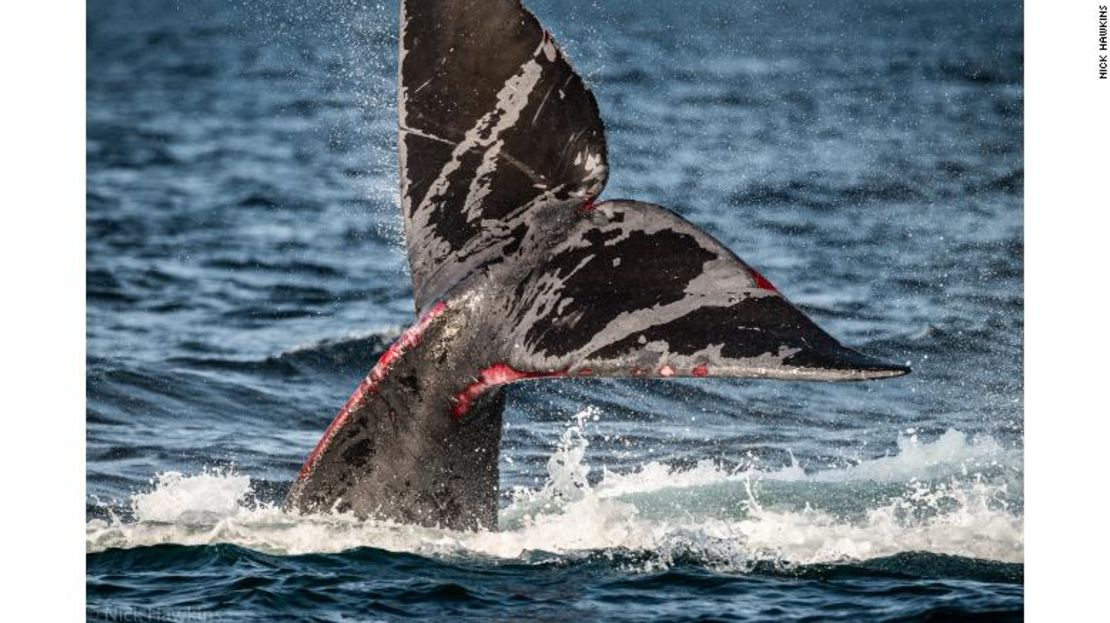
[87,409,1023,568]
[129,469,252,524]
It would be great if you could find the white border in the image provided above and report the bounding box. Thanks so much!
[1026,0,1110,618]
[0,2,86,619]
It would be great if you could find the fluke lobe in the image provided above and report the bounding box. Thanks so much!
[285,0,910,530]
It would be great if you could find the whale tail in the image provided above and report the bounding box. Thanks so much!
[397,0,906,384]
[286,0,907,529]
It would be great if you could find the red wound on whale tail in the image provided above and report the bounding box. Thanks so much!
[749,267,778,292]
[295,301,448,483]
[451,363,566,421]
[577,195,598,214]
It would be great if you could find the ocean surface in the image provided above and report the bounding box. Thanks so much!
[86,0,1024,620]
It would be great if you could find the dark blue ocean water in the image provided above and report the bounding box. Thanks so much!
[87,0,1024,620]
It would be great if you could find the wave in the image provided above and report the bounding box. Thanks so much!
[87,410,1023,576]
[165,330,398,377]
[727,178,923,211]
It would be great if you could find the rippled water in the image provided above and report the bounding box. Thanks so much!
[87,0,1023,620]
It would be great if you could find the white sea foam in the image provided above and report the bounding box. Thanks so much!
[87,409,1023,567]
[129,470,252,524]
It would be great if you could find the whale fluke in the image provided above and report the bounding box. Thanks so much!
[286,0,908,530]
[398,0,607,312]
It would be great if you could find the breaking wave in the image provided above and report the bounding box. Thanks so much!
[87,409,1022,574]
